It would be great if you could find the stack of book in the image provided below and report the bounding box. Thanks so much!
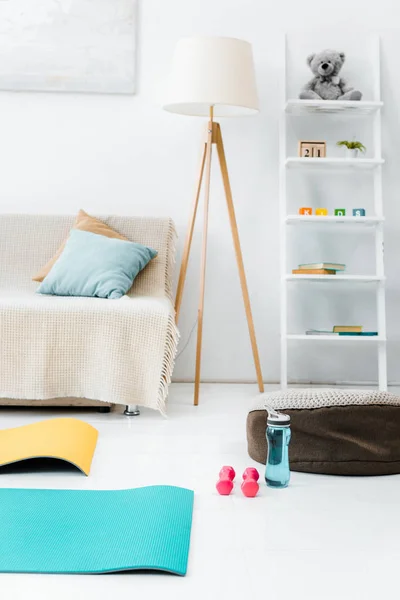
[306,326,378,336]
[292,262,346,275]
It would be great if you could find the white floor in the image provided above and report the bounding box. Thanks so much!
[0,383,399,600]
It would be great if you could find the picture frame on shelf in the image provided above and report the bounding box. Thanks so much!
[298,141,326,158]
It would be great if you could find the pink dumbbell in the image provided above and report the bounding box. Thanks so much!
[241,467,260,497]
[216,465,236,495]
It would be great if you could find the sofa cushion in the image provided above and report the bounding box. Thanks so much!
[37,230,157,299]
[32,209,128,282]
[247,389,400,476]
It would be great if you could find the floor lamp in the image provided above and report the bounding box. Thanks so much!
[163,36,264,405]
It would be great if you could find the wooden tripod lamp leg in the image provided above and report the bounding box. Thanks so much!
[215,124,264,393]
[194,123,213,406]
[174,116,263,406]
[175,143,207,322]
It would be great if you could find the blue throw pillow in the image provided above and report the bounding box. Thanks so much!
[37,229,157,299]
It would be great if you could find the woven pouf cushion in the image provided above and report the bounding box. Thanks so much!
[247,389,400,476]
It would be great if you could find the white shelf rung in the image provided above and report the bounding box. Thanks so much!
[285,215,384,226]
[287,334,386,342]
[285,274,385,282]
[285,157,384,170]
[285,99,383,115]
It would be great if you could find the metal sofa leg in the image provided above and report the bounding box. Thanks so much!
[124,404,140,416]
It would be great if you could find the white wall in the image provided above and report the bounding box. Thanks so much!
[1,0,400,384]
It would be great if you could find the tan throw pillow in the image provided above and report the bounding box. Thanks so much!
[32,209,128,282]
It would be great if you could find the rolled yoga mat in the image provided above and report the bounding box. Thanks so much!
[0,418,98,476]
[0,485,194,576]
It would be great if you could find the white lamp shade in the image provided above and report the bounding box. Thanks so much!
[163,36,259,117]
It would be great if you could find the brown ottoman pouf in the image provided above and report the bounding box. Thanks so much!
[247,389,400,476]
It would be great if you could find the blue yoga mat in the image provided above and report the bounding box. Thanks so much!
[0,485,194,575]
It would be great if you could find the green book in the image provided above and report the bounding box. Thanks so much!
[299,262,345,271]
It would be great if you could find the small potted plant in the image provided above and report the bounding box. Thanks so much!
[336,140,367,159]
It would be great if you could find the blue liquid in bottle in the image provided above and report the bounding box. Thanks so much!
[265,407,291,488]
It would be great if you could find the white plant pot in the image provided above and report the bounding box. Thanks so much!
[346,148,359,159]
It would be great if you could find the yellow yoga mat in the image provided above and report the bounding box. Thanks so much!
[0,418,98,476]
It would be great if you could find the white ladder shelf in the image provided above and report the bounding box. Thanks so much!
[280,35,387,390]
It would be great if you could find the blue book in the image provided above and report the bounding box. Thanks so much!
[339,332,378,336]
[306,330,378,336]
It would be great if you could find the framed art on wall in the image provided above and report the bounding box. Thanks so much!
[0,0,137,94]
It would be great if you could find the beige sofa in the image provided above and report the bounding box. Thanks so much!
[0,215,178,416]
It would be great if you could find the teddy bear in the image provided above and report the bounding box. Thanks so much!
[299,50,362,101]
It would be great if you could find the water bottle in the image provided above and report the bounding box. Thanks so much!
[265,406,291,488]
